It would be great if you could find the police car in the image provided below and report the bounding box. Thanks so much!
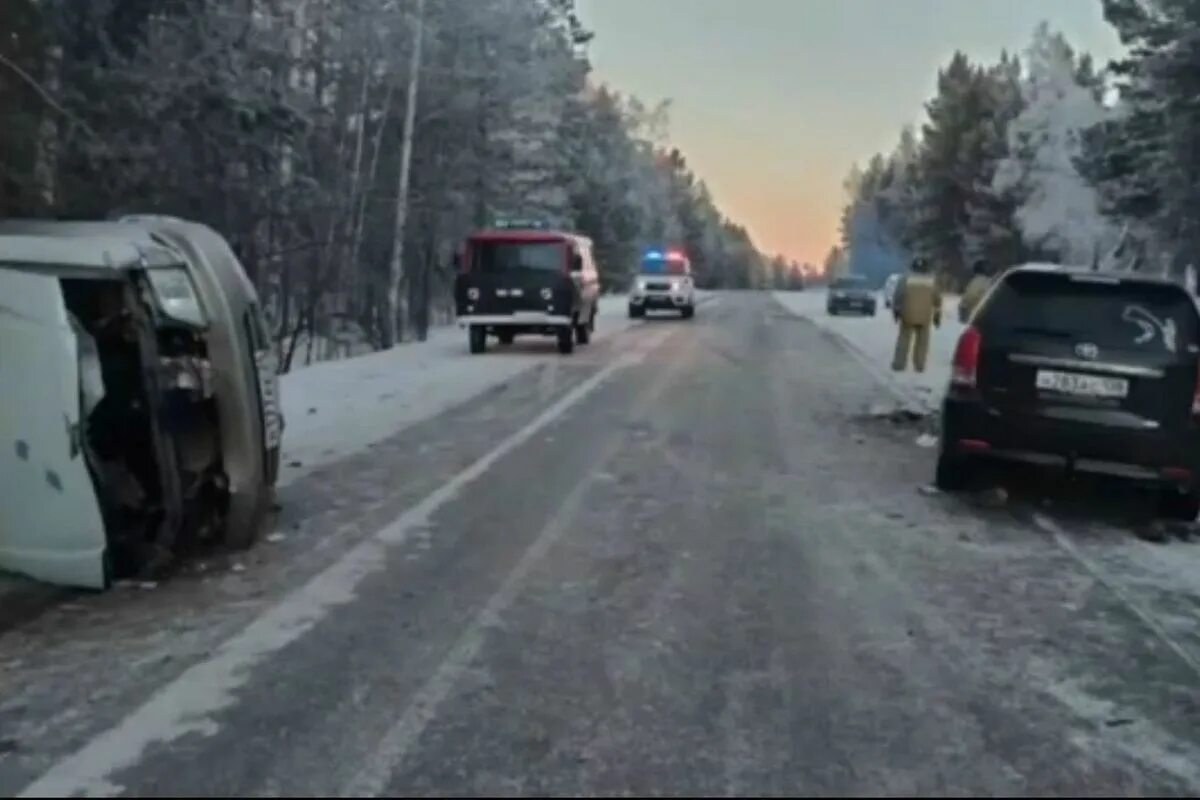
[453,220,601,355]
[628,249,696,319]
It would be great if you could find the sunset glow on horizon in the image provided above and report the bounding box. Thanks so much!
[577,0,1124,267]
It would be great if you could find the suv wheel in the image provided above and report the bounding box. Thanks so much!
[556,325,575,355]
[1160,489,1200,521]
[469,325,487,354]
[681,305,695,320]
[628,304,643,319]
[497,330,515,346]
[935,453,974,492]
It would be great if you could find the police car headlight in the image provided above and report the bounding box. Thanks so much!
[540,288,553,300]
[467,287,480,301]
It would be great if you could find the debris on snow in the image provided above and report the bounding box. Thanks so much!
[919,485,941,496]
[915,433,938,448]
[266,532,286,544]
[231,563,247,574]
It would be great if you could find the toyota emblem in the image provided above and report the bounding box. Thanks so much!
[1075,342,1099,360]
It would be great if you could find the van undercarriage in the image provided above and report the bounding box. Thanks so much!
[63,277,228,581]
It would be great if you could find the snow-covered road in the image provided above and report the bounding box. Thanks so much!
[773,288,965,412]
[7,293,1200,796]
[278,295,645,485]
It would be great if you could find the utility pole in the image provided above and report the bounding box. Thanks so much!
[384,0,426,347]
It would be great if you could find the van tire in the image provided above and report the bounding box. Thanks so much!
[1160,489,1200,521]
[556,325,575,355]
[469,325,487,354]
[225,478,268,551]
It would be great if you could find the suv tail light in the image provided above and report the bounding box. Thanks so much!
[1192,363,1200,416]
[951,325,982,388]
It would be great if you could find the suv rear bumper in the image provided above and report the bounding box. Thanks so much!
[631,291,693,309]
[942,392,1200,486]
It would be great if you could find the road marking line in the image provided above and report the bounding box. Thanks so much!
[17,328,674,799]
[1031,513,1200,680]
[340,327,691,797]
[340,455,596,798]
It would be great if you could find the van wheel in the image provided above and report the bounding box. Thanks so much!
[935,453,973,492]
[556,325,575,355]
[1160,489,1200,521]
[469,325,487,354]
[575,316,591,345]
[497,330,515,346]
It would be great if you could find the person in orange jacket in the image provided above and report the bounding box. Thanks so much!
[892,256,942,373]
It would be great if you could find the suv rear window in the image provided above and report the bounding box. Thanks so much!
[832,276,866,290]
[473,240,564,274]
[981,271,1199,355]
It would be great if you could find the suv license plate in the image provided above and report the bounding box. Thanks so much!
[1035,370,1129,399]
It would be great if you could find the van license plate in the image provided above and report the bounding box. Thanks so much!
[1035,370,1128,398]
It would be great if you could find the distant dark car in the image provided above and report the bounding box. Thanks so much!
[937,264,1200,519]
[826,275,876,316]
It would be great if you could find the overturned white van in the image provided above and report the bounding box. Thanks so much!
[0,218,283,589]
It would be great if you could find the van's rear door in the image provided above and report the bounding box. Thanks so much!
[0,268,109,589]
[976,271,1200,431]
[457,236,573,318]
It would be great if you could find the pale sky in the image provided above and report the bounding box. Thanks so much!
[576,0,1125,267]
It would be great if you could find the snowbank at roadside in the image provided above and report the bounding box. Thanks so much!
[277,295,636,486]
[773,289,965,411]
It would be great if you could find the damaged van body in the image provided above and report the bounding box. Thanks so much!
[0,218,283,589]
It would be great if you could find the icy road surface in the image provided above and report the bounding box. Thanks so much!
[5,293,1200,796]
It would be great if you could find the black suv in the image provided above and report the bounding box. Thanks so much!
[826,275,876,316]
[937,265,1200,519]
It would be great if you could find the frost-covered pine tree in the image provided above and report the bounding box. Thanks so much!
[963,52,1024,269]
[911,51,998,281]
[992,24,1116,267]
